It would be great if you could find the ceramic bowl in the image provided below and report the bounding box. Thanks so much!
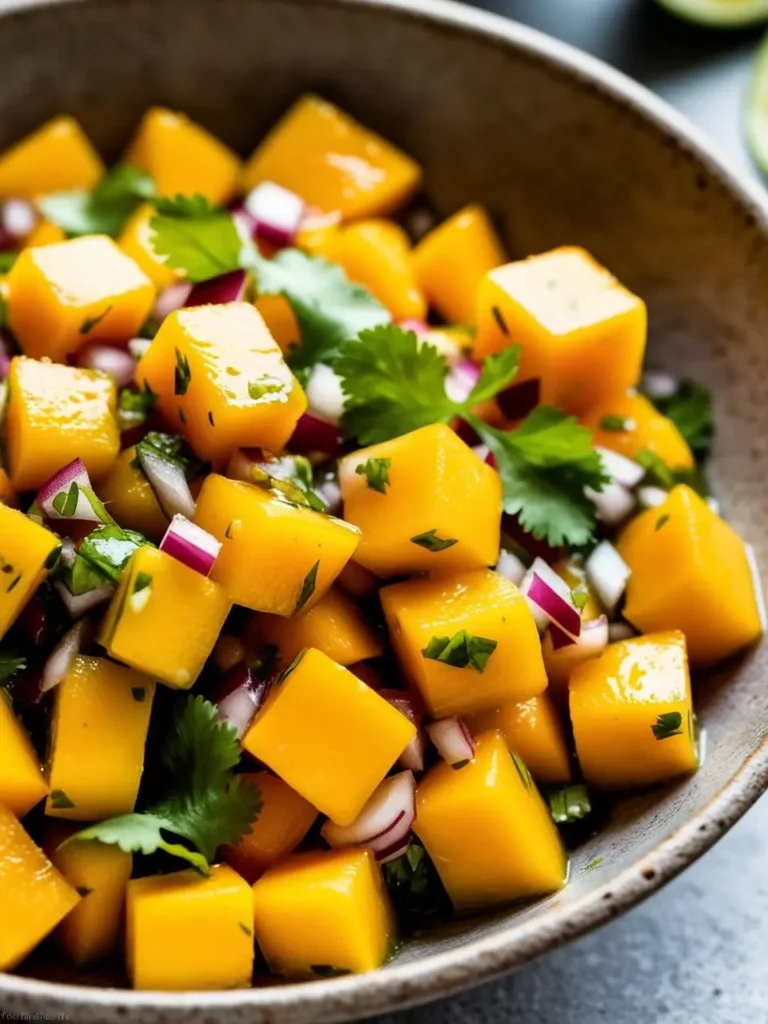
[1,0,767,1021]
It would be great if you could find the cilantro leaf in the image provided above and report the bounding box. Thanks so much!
[410,529,458,552]
[68,525,151,595]
[149,195,242,283]
[647,379,714,460]
[382,842,450,935]
[651,711,683,740]
[355,457,391,494]
[118,383,157,431]
[0,653,26,685]
[421,630,497,672]
[465,347,521,407]
[39,164,156,237]
[636,449,710,498]
[68,813,209,874]
[134,431,206,480]
[547,784,592,825]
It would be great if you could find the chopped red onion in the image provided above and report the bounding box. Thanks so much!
[596,447,645,489]
[586,480,637,528]
[290,411,344,455]
[471,443,490,462]
[160,514,222,577]
[305,363,345,425]
[42,619,92,693]
[380,689,426,772]
[495,549,527,587]
[128,337,151,362]
[444,359,480,404]
[76,344,136,388]
[376,838,413,865]
[641,372,678,400]
[213,662,269,741]
[496,378,540,421]
[38,459,103,523]
[608,622,636,643]
[321,771,416,860]
[55,581,114,618]
[426,717,476,766]
[585,540,631,615]
[637,485,668,509]
[244,182,304,249]
[184,268,248,307]
[137,446,196,520]
[152,281,192,322]
[0,354,10,381]
[1,198,36,245]
[399,731,426,774]
[548,615,609,667]
[316,477,342,516]
[398,318,430,338]
[521,557,581,639]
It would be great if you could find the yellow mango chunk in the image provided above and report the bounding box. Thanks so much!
[0,116,103,199]
[6,356,120,491]
[252,848,395,976]
[466,693,572,784]
[581,392,694,469]
[124,107,241,205]
[137,303,306,463]
[570,631,699,788]
[0,804,80,970]
[47,656,155,820]
[97,446,168,541]
[44,823,132,965]
[381,569,547,718]
[99,546,231,689]
[474,246,647,414]
[332,220,426,321]
[618,485,762,666]
[0,502,60,639]
[126,864,254,990]
[340,424,501,578]
[295,210,343,259]
[248,586,382,669]
[222,772,317,883]
[412,204,505,325]
[8,235,155,361]
[242,94,422,220]
[118,202,179,290]
[195,474,360,615]
[243,648,415,826]
[25,218,66,247]
[0,692,48,818]
[253,294,300,355]
[415,731,566,910]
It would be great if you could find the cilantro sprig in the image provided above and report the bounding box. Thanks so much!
[646,379,714,460]
[39,164,156,237]
[66,695,261,873]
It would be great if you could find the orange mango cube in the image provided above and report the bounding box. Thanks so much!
[6,357,120,491]
[118,202,179,291]
[0,804,80,971]
[339,424,501,578]
[126,864,254,990]
[381,569,547,718]
[252,848,395,976]
[195,474,360,615]
[243,648,415,826]
[241,94,421,220]
[414,731,566,910]
[253,294,300,354]
[474,246,647,414]
[570,631,699,788]
[466,693,572,784]
[0,502,60,639]
[137,303,307,463]
[7,235,155,361]
[124,107,241,205]
[222,772,317,883]
[332,219,426,321]
[0,691,48,818]
[96,446,168,542]
[581,391,694,469]
[0,115,103,198]
[618,485,762,666]
[24,218,66,248]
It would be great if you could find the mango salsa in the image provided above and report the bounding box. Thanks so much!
[0,690,49,817]
[0,115,103,198]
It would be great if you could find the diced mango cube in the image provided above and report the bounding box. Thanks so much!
[0,116,103,199]
[569,631,699,788]
[414,731,566,910]
[581,391,694,469]
[466,693,572,784]
[242,94,421,220]
[474,246,647,414]
[97,446,168,541]
[44,823,132,965]
[381,569,547,718]
[0,502,60,639]
[24,218,66,248]
[251,848,394,976]
[248,586,382,669]
[222,772,317,883]
[195,474,360,615]
[412,204,505,325]
[46,656,155,821]
[0,690,48,817]
[339,424,501,578]
[332,219,426,321]
[118,202,179,290]
[253,294,300,354]
[98,546,231,689]
[126,864,254,990]
[124,107,241,205]
[6,357,120,491]
[618,485,762,666]
[243,648,415,826]
[0,803,80,971]
[137,303,307,463]
[7,235,155,361]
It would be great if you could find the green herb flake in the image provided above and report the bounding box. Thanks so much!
[491,305,509,335]
[410,529,458,552]
[80,305,113,335]
[76,885,93,897]
[118,383,157,430]
[355,457,392,494]
[310,965,351,978]
[276,650,305,684]
[207,410,215,427]
[44,544,63,571]
[131,687,146,703]
[599,414,631,432]
[39,164,156,237]
[651,711,683,741]
[511,751,532,790]
[6,574,21,593]
[174,348,191,396]
[294,560,319,613]
[50,789,76,810]
[133,572,153,594]
[585,856,604,872]
[451,759,470,771]
[67,524,151,595]
[548,784,592,824]
[247,376,288,402]
[572,589,589,611]
[0,252,18,274]
[52,482,80,517]
[0,654,26,684]
[239,922,252,937]
[655,513,670,531]
[225,522,235,540]
[421,631,497,673]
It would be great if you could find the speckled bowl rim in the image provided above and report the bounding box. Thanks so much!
[1,0,767,1019]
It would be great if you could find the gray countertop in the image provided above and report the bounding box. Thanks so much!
[377,2,768,1021]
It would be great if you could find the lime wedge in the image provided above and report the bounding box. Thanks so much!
[747,34,768,173]
[656,0,768,26]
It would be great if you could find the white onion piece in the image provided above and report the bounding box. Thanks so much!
[596,447,645,489]
[426,717,475,766]
[58,537,77,568]
[546,616,609,688]
[2,198,36,242]
[152,281,192,322]
[586,480,637,528]
[128,337,151,361]
[586,541,632,615]
[380,690,425,772]
[305,363,345,425]
[642,371,678,400]
[137,447,196,520]
[316,478,342,516]
[55,581,114,619]
[471,444,490,462]
[216,683,262,741]
[76,344,136,388]
[521,557,581,639]
[42,619,91,693]
[244,181,304,248]
[495,549,527,587]
[321,771,416,859]
[637,485,668,509]
[399,731,426,773]
[398,318,429,338]
[608,621,636,643]
[444,359,480,403]
[38,458,102,522]
[159,514,221,577]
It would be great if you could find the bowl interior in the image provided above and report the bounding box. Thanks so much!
[1,0,767,1020]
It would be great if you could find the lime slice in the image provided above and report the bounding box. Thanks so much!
[747,34,768,173]
[656,0,768,26]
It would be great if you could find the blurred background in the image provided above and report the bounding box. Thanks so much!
[374,1,767,1022]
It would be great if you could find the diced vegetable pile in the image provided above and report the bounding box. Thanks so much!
[0,97,762,990]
